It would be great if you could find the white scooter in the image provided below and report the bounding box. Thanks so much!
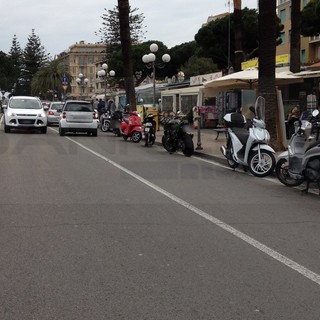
[220,96,276,177]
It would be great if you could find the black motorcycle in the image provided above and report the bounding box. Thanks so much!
[143,114,156,147]
[161,116,194,156]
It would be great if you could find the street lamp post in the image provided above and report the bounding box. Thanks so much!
[76,73,89,100]
[142,43,170,109]
[97,63,115,102]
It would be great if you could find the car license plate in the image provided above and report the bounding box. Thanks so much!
[145,127,150,132]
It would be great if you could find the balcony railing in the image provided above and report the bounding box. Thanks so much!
[309,34,320,43]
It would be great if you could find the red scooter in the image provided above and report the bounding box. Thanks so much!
[121,111,143,143]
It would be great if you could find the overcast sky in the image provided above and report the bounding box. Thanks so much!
[0,0,258,58]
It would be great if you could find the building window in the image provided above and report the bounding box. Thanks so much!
[302,0,308,8]
[280,9,286,23]
[180,95,198,114]
[301,49,306,64]
[280,32,286,45]
[162,96,174,112]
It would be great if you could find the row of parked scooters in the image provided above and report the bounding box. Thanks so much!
[220,96,320,194]
[98,109,195,156]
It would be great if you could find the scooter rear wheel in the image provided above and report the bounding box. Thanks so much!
[227,157,239,169]
[275,158,304,187]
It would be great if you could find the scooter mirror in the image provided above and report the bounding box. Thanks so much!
[312,109,319,117]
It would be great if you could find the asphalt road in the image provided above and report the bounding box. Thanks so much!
[1,125,320,320]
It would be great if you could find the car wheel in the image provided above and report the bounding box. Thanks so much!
[92,130,98,137]
[41,126,47,134]
[4,123,10,133]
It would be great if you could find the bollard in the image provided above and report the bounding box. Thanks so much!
[195,116,203,150]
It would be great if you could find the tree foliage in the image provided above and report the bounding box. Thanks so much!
[31,59,73,100]
[19,29,50,95]
[108,41,173,85]
[301,0,320,36]
[194,7,282,70]
[181,55,218,77]
[108,40,205,85]
[96,5,146,57]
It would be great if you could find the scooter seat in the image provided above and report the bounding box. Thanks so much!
[232,127,249,145]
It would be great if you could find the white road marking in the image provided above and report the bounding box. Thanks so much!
[60,133,320,286]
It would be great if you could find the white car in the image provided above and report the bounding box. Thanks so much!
[59,100,98,136]
[3,96,47,133]
[47,101,64,126]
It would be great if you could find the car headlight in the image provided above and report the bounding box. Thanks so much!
[38,112,47,117]
[7,112,16,117]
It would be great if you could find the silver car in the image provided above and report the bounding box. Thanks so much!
[47,101,64,126]
[3,96,47,133]
[59,100,98,136]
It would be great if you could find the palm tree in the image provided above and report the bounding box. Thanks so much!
[118,0,136,110]
[258,0,284,150]
[31,59,72,100]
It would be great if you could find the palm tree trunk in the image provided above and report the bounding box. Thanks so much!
[258,0,284,150]
[118,0,136,110]
[233,0,243,72]
[290,0,301,73]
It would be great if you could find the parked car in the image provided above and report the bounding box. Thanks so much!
[59,100,98,136]
[47,101,64,126]
[3,96,47,133]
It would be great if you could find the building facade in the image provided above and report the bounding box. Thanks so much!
[57,41,106,100]
[276,0,320,65]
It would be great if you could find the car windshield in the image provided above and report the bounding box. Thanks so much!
[50,103,63,110]
[64,103,93,112]
[10,99,42,109]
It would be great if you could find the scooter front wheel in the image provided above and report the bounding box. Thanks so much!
[162,135,176,153]
[145,132,149,147]
[180,134,194,157]
[101,121,110,132]
[248,150,275,177]
[275,158,304,187]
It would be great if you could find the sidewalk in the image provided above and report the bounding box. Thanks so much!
[155,127,228,162]
[155,126,283,162]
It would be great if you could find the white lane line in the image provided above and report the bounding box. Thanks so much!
[62,134,320,286]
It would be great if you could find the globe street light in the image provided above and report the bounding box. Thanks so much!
[142,43,170,109]
[177,71,185,82]
[76,73,89,100]
[97,63,115,102]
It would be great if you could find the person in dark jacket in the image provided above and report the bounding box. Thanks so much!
[287,106,300,138]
